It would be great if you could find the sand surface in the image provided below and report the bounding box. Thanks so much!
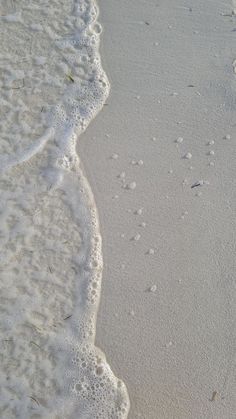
[79,0,236,418]
[1,0,236,417]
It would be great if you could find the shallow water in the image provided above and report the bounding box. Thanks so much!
[0,1,129,417]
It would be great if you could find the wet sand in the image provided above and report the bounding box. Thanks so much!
[80,0,236,417]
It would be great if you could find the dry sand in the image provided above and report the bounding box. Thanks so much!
[79,0,236,418]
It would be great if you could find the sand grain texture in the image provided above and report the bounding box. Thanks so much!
[79,0,236,418]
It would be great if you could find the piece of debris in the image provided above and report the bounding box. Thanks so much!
[210,391,217,402]
[66,74,74,83]
[64,315,72,320]
[191,180,204,189]
[29,396,40,406]
[30,341,41,349]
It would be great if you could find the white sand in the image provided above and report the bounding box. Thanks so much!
[79,0,236,418]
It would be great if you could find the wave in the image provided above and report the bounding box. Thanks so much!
[0,1,130,417]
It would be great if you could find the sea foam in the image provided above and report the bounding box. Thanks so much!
[0,1,129,418]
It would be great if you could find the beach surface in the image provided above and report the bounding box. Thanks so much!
[79,0,236,418]
[1,0,236,418]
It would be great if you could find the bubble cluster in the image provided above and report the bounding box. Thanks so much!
[51,341,129,419]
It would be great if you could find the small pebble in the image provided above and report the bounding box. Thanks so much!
[168,169,173,174]
[166,341,173,348]
[176,137,184,144]
[129,310,135,317]
[133,234,141,242]
[209,161,215,167]
[126,182,137,190]
[207,140,215,146]
[180,210,188,220]
[111,153,119,160]
[140,222,146,228]
[148,248,155,255]
[152,137,157,142]
[224,134,231,140]
[135,208,143,215]
[131,159,143,166]
[184,152,192,160]
[118,171,126,179]
[208,150,215,156]
[149,285,157,293]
